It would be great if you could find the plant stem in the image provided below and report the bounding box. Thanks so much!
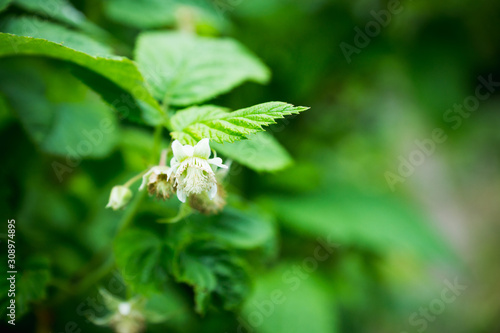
[151,124,164,164]
[123,170,147,188]
[159,148,168,166]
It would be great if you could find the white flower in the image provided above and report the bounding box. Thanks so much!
[106,186,132,210]
[189,160,231,215]
[170,138,227,203]
[139,166,174,200]
[118,302,132,316]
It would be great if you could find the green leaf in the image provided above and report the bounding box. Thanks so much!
[12,0,107,38]
[2,16,112,56]
[199,207,276,250]
[0,0,11,11]
[174,241,251,314]
[0,256,51,319]
[69,64,151,125]
[0,32,164,125]
[1,17,156,124]
[17,259,51,317]
[114,229,170,294]
[171,102,308,144]
[135,31,270,106]
[0,58,118,158]
[213,132,293,172]
[241,264,338,333]
[265,188,455,261]
[143,291,187,324]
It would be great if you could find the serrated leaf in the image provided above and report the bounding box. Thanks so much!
[143,291,189,324]
[2,16,112,56]
[16,260,51,317]
[114,229,171,294]
[175,241,251,314]
[196,207,277,250]
[0,58,119,158]
[0,256,51,319]
[12,0,108,38]
[0,32,164,125]
[135,31,270,106]
[171,102,308,144]
[213,132,293,172]
[211,208,275,249]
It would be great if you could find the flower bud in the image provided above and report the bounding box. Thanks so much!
[188,163,230,215]
[110,302,145,333]
[139,166,175,200]
[92,290,147,333]
[106,186,132,210]
[189,182,226,215]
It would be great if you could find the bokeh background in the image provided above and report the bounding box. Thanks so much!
[1,0,500,332]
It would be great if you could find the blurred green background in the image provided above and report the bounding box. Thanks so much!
[1,0,500,332]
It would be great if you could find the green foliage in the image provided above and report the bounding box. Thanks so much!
[0,32,163,125]
[113,229,170,295]
[0,256,51,319]
[2,0,489,332]
[170,102,308,144]
[104,0,224,30]
[212,132,293,172]
[197,207,276,250]
[0,0,10,11]
[0,58,118,157]
[11,0,106,37]
[266,188,454,261]
[173,240,251,314]
[241,265,337,333]
[2,16,112,56]
[135,31,270,106]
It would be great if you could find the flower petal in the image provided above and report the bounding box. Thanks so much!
[172,140,190,162]
[166,167,174,180]
[208,184,217,200]
[139,168,154,191]
[170,157,180,171]
[183,144,194,157]
[153,166,170,175]
[208,157,228,169]
[177,188,187,203]
[193,138,211,159]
